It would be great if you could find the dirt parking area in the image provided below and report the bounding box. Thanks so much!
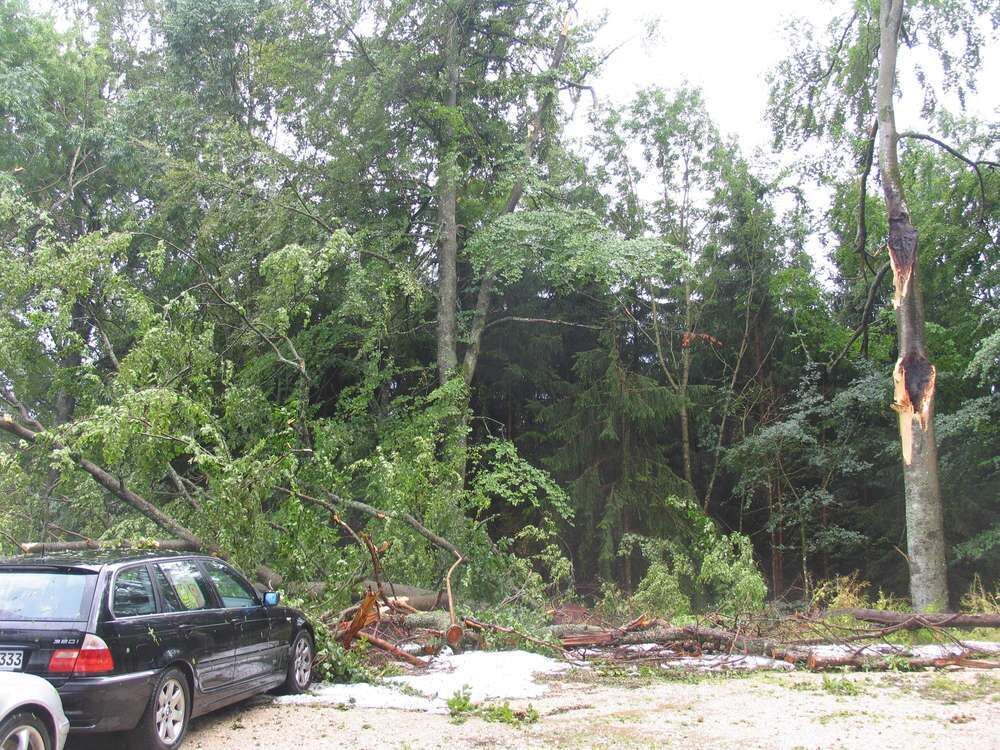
[119,669,1000,750]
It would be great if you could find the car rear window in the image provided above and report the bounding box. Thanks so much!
[113,565,157,618]
[0,569,96,621]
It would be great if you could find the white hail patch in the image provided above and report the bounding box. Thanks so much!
[276,649,570,713]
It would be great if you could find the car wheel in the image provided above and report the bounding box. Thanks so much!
[0,711,52,750]
[125,667,190,750]
[280,630,314,694]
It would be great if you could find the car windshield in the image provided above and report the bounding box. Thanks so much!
[0,569,96,621]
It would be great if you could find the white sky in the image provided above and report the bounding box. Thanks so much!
[577,0,999,156]
[573,0,997,280]
[29,0,997,155]
[27,0,997,279]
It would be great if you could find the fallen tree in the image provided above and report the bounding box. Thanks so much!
[17,539,199,554]
[545,618,1000,671]
[1,412,289,585]
[829,608,1000,630]
[1,415,207,550]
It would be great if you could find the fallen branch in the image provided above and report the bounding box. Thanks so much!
[358,631,427,668]
[1,415,206,550]
[444,555,465,646]
[18,538,199,554]
[464,617,566,655]
[806,651,998,670]
[279,487,464,560]
[281,486,467,634]
[829,608,1000,630]
[556,623,783,656]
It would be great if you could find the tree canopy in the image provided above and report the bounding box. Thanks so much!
[1,0,997,615]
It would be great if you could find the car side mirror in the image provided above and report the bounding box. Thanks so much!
[263,591,280,607]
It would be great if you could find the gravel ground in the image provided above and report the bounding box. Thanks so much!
[77,668,997,750]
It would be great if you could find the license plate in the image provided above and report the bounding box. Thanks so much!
[0,650,24,671]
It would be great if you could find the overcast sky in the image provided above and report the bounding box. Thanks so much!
[576,0,999,156]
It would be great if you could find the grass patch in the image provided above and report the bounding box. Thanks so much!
[561,661,751,689]
[917,674,999,704]
[821,674,864,696]
[480,702,540,725]
[447,687,539,726]
[817,709,864,725]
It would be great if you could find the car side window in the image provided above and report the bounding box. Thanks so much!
[113,565,156,617]
[153,565,184,612]
[156,560,214,611]
[204,561,259,608]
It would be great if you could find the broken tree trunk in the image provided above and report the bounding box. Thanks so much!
[362,581,445,611]
[876,0,949,612]
[336,591,379,649]
[830,608,1000,630]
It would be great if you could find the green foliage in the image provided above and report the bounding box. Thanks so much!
[0,0,996,628]
[821,673,863,696]
[618,513,766,618]
[480,702,539,726]
[698,533,769,616]
[630,562,690,620]
[447,688,539,726]
[446,687,476,723]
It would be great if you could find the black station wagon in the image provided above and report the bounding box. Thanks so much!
[0,551,314,749]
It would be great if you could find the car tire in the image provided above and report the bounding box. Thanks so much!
[124,666,191,750]
[279,630,314,694]
[0,711,52,750]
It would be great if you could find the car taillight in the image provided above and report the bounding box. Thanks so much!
[47,633,115,675]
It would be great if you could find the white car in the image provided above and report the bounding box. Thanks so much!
[0,673,69,750]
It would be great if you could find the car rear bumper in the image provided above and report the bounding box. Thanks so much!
[58,669,157,732]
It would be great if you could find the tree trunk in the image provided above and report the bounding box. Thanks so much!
[435,14,461,386]
[769,480,784,599]
[876,0,948,611]
[460,20,570,389]
[679,279,694,491]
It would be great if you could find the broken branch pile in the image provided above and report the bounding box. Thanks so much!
[546,616,1000,672]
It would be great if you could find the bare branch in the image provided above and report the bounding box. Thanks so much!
[855,120,879,273]
[898,131,997,223]
[483,316,601,331]
[828,261,891,371]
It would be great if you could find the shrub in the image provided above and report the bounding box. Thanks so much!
[631,562,691,619]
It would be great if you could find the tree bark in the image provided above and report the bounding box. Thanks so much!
[435,12,462,386]
[876,0,949,612]
[830,608,1000,629]
[679,278,694,490]
[18,539,199,554]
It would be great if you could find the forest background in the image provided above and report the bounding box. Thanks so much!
[1,0,997,628]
